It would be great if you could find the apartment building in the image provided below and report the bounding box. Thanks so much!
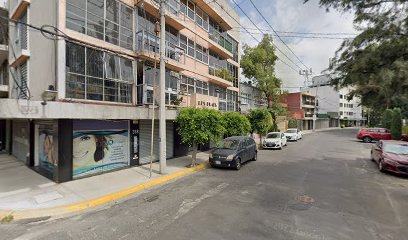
[305,74,364,127]
[281,91,329,130]
[239,82,267,114]
[0,0,9,152]
[0,0,240,182]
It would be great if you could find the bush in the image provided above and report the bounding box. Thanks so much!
[391,108,402,139]
[403,126,408,134]
[382,109,393,129]
[223,112,251,137]
[288,118,297,128]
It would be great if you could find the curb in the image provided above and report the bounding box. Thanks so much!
[0,162,209,221]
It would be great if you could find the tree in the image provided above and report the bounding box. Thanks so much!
[381,109,393,129]
[391,108,402,139]
[247,109,272,140]
[241,35,282,109]
[176,108,225,167]
[305,0,408,116]
[223,112,251,137]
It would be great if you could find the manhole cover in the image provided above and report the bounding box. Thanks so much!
[295,195,315,204]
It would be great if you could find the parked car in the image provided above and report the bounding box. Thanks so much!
[263,132,287,150]
[371,140,408,175]
[285,128,302,141]
[209,136,257,170]
[401,134,408,142]
[357,128,392,143]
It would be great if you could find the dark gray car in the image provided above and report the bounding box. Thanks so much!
[209,136,257,170]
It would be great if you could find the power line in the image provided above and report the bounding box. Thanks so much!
[232,27,358,36]
[228,0,303,73]
[229,29,354,40]
[248,0,309,70]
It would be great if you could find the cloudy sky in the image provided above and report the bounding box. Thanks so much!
[227,0,359,92]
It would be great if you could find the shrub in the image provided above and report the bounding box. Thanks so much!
[223,112,251,137]
[382,109,393,130]
[288,118,298,128]
[390,108,402,139]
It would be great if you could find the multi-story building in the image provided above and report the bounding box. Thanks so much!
[305,74,364,127]
[239,82,267,114]
[0,0,240,182]
[0,0,9,152]
[281,91,329,130]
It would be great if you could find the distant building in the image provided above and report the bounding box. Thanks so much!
[239,82,267,113]
[304,74,364,127]
[281,91,328,130]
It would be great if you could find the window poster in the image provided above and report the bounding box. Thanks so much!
[73,120,129,179]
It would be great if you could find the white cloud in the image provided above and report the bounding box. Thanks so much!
[234,0,358,92]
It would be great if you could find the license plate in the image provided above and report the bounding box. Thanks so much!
[215,161,221,165]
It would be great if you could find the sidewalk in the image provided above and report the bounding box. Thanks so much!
[0,152,209,220]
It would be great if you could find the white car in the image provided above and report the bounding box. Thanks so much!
[263,132,287,150]
[285,128,302,141]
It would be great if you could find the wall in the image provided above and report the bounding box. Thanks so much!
[305,85,339,115]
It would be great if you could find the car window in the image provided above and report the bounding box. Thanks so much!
[385,129,391,133]
[379,129,386,133]
[220,139,240,149]
[267,133,280,138]
[384,144,408,155]
[368,129,378,133]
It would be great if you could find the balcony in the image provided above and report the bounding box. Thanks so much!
[208,66,233,88]
[208,32,233,59]
[194,0,234,31]
[136,83,180,108]
[135,30,186,72]
[136,0,187,31]
[10,0,29,20]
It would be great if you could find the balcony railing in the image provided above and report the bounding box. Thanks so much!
[136,30,186,65]
[136,83,180,107]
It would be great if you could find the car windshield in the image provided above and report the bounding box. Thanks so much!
[266,133,280,139]
[219,139,240,150]
[384,144,408,155]
[286,130,297,133]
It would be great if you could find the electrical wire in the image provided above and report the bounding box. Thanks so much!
[230,0,304,71]
[232,27,358,36]
[248,0,309,70]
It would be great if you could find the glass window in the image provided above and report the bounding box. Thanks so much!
[188,39,195,57]
[187,1,195,20]
[180,34,187,52]
[66,0,86,33]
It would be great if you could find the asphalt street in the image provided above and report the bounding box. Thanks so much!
[1,128,408,240]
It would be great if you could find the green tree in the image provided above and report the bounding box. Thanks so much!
[288,118,298,128]
[391,108,402,139]
[305,0,408,116]
[176,108,225,167]
[223,112,251,137]
[247,109,272,140]
[382,109,393,129]
[241,35,282,109]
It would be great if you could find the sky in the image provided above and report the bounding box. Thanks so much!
[227,0,358,92]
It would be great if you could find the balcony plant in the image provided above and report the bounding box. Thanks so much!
[214,68,233,82]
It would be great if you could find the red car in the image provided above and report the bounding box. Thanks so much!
[356,128,392,143]
[371,140,408,175]
[401,134,408,142]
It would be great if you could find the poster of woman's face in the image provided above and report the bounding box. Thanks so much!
[38,128,55,172]
[73,130,129,178]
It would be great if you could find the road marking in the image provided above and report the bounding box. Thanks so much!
[174,182,229,220]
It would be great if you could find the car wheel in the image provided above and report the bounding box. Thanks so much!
[253,152,257,161]
[379,160,385,172]
[363,136,372,143]
[235,158,241,170]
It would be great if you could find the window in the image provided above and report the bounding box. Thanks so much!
[188,38,195,57]
[66,0,134,50]
[15,62,28,99]
[340,111,343,116]
[180,76,195,95]
[179,34,187,52]
[195,80,209,95]
[16,10,28,50]
[187,0,195,20]
[339,94,343,99]
[340,103,343,107]
[195,44,203,62]
[66,42,134,103]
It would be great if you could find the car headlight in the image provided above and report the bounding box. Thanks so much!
[209,153,213,158]
[226,155,234,161]
[384,158,396,164]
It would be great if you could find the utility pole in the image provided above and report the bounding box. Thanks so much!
[299,69,316,131]
[159,0,167,174]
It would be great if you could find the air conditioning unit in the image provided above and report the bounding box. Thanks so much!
[170,71,180,79]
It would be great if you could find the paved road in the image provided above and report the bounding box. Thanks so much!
[2,128,408,240]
